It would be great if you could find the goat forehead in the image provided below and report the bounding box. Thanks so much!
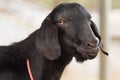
[54,4,91,20]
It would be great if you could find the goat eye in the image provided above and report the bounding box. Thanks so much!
[57,20,65,25]
[56,19,68,28]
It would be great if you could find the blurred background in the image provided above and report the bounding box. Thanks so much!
[0,0,120,80]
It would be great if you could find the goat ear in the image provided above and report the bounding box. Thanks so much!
[90,20,108,55]
[35,16,61,60]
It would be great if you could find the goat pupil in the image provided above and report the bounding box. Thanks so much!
[58,20,64,24]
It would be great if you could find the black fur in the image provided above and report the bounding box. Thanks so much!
[0,3,108,80]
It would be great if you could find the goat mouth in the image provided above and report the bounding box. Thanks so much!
[74,46,99,62]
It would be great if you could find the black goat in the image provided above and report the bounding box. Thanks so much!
[0,3,108,80]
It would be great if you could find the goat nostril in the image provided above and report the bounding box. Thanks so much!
[86,42,97,48]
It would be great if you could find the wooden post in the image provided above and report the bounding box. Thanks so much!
[99,0,111,80]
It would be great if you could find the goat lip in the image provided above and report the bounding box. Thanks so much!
[76,46,99,53]
[76,46,99,59]
[74,51,98,62]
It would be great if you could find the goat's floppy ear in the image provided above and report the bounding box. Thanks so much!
[35,15,61,60]
[90,20,108,55]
